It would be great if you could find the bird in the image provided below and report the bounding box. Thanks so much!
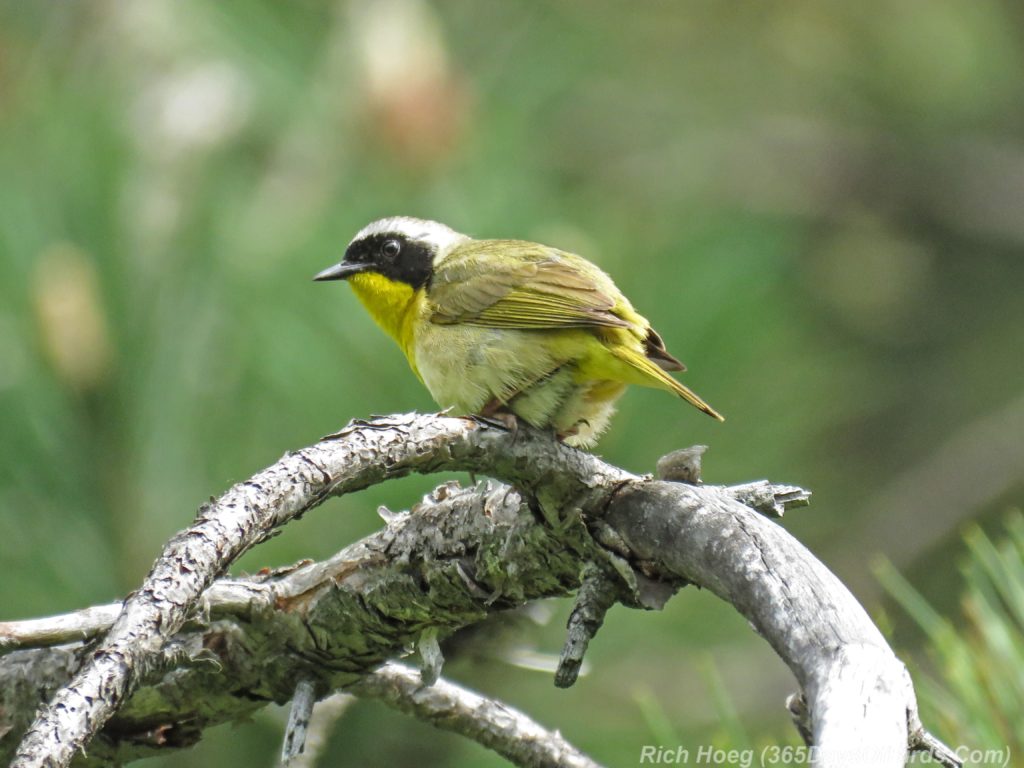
[314,217,722,447]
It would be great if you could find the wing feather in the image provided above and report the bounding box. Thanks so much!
[429,241,630,330]
[426,239,723,420]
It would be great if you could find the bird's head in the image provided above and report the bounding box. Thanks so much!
[314,216,468,289]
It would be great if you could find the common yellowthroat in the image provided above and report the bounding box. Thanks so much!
[315,217,722,446]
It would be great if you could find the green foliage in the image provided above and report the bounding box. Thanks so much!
[877,512,1024,756]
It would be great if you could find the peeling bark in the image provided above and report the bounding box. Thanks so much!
[0,413,958,768]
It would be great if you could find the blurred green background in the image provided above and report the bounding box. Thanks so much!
[2,1,1023,766]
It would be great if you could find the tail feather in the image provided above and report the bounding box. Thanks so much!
[644,328,686,371]
[613,346,725,422]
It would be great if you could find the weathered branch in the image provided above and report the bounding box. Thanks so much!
[1,412,958,768]
[283,692,353,768]
[1,479,599,766]
[280,679,317,767]
[0,604,122,654]
[554,564,619,689]
[352,662,602,768]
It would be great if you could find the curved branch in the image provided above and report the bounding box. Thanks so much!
[1,479,596,766]
[4,413,957,768]
[353,663,602,768]
[603,482,912,764]
[9,413,531,768]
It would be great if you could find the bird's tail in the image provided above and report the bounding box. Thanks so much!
[613,346,725,422]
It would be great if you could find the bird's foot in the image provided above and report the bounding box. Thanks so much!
[479,397,506,418]
[556,419,589,444]
[476,399,519,436]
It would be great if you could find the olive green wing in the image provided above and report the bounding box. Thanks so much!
[428,240,631,330]
[428,239,720,419]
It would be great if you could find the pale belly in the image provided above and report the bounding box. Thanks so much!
[413,323,625,446]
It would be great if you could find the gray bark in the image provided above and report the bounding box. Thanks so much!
[351,662,603,768]
[0,413,958,768]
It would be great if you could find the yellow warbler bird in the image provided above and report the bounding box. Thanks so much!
[315,217,722,446]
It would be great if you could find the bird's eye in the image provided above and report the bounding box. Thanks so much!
[381,239,401,259]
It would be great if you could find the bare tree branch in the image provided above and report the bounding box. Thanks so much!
[283,693,353,768]
[1,478,601,766]
[9,413,538,768]
[554,564,618,689]
[1,413,958,768]
[1,605,121,655]
[280,679,317,767]
[353,662,603,768]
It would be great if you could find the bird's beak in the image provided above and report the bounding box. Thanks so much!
[312,261,368,282]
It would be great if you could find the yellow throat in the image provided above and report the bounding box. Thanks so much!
[347,272,422,373]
